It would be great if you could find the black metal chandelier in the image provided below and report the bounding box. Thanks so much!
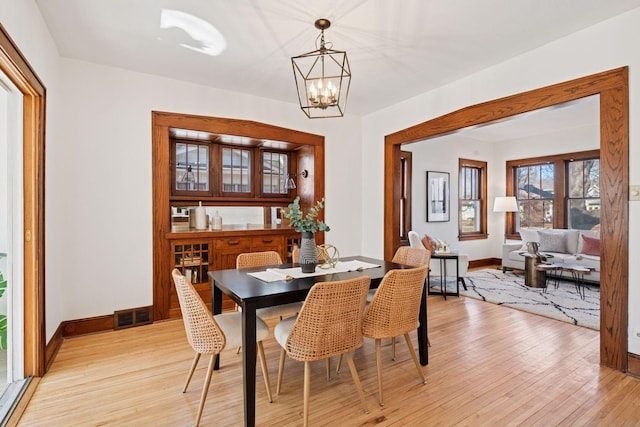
[291,19,351,118]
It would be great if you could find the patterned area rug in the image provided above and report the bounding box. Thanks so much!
[429,268,600,330]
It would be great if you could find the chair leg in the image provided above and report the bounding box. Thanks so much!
[404,333,427,384]
[183,352,201,393]
[195,354,217,427]
[391,337,396,361]
[303,361,311,427]
[276,348,286,395]
[257,341,273,403]
[375,339,384,406]
[326,358,331,381]
[344,352,370,415]
[336,354,343,374]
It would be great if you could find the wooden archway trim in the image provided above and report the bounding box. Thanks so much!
[384,67,629,371]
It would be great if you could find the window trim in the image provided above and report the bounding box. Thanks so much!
[399,151,412,243]
[170,139,214,197]
[505,149,600,239]
[219,144,255,197]
[458,158,488,240]
[259,148,296,198]
[170,139,298,203]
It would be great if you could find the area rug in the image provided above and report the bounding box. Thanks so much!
[429,268,599,330]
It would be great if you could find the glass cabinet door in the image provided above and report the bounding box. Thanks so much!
[173,142,210,195]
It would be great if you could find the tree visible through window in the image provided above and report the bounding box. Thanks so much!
[506,150,600,235]
[516,163,554,229]
[567,158,600,230]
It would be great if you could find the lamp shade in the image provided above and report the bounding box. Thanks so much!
[493,196,518,212]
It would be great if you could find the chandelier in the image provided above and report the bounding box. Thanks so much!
[291,19,351,118]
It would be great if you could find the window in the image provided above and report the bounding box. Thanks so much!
[506,150,600,236]
[173,141,211,196]
[567,158,600,230]
[171,138,296,200]
[515,163,554,229]
[458,158,487,240]
[399,151,412,242]
[221,147,251,194]
[262,151,289,195]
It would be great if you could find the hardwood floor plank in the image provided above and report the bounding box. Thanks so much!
[16,295,640,426]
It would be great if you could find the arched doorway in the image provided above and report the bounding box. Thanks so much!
[384,68,628,371]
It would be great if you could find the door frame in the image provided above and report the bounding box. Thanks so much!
[0,24,46,376]
[384,68,629,371]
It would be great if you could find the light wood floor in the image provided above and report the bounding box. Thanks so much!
[16,295,640,426]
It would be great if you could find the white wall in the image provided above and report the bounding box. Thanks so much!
[48,59,363,337]
[363,9,640,352]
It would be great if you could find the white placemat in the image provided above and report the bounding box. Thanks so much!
[248,259,381,282]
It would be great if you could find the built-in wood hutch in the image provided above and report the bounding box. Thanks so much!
[152,112,325,320]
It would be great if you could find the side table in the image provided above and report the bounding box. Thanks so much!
[518,252,553,288]
[428,253,464,299]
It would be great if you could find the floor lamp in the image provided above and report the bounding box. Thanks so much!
[493,196,518,243]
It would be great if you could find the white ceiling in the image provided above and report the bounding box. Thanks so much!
[452,95,600,143]
[36,0,640,117]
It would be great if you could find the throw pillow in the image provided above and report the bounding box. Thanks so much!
[519,228,540,251]
[537,230,566,253]
[421,234,437,252]
[577,230,600,254]
[580,234,601,256]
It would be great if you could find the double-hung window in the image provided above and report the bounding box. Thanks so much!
[506,150,600,236]
[458,158,487,240]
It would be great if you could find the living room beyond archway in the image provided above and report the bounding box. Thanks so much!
[383,67,629,372]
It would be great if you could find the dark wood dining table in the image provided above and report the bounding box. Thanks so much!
[209,256,429,427]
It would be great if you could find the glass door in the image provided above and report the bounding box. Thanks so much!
[0,64,26,421]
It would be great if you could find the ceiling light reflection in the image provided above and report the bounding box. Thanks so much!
[160,9,226,57]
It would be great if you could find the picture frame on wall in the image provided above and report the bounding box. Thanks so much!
[427,171,450,222]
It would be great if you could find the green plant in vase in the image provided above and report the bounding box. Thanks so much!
[282,197,330,272]
[281,196,330,233]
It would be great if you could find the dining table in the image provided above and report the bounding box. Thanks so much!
[209,255,429,427]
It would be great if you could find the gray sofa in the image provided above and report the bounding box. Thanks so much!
[502,228,600,284]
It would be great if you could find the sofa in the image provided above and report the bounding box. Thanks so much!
[502,228,601,284]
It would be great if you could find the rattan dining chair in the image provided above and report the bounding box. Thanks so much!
[366,246,431,358]
[362,264,429,406]
[366,246,430,303]
[274,276,371,426]
[236,251,303,320]
[171,269,273,426]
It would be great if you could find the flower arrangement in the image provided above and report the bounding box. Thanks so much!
[281,196,330,233]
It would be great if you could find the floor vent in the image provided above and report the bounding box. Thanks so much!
[114,306,153,330]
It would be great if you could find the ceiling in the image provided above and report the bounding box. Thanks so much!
[36,0,640,117]
[448,95,600,143]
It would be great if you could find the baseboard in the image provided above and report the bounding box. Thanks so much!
[61,314,115,337]
[44,324,63,372]
[628,352,640,378]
